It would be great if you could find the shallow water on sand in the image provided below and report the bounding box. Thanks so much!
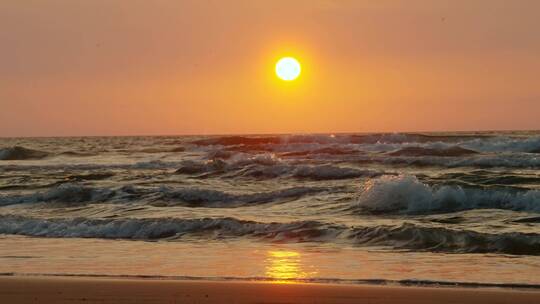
[1,236,540,287]
[0,132,539,286]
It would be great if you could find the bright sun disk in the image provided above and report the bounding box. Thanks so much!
[275,57,301,81]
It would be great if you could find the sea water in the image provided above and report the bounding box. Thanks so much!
[1,132,539,287]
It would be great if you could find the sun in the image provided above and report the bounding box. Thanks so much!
[275,57,301,81]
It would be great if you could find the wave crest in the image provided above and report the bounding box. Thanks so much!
[388,146,478,157]
[1,215,538,255]
[356,175,540,214]
[175,155,381,180]
[155,186,329,207]
[349,223,540,255]
[0,146,50,160]
[0,183,116,206]
[0,184,329,208]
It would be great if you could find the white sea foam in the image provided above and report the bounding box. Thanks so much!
[357,175,540,214]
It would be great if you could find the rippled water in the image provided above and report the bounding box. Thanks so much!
[1,132,539,286]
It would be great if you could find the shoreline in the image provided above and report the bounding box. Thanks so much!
[2,272,540,291]
[1,275,539,304]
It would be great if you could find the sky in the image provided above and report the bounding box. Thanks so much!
[1,0,539,137]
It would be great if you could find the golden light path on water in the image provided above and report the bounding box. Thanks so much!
[1,237,540,285]
[265,250,318,283]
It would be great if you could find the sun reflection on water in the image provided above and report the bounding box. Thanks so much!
[265,250,316,283]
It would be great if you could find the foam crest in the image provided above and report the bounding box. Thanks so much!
[357,175,540,214]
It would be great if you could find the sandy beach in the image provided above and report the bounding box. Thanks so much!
[1,276,539,304]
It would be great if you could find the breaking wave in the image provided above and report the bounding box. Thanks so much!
[356,175,540,214]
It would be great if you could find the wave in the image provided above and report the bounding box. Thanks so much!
[290,165,382,180]
[281,146,358,157]
[175,159,226,175]
[230,163,382,180]
[461,136,540,153]
[0,159,187,172]
[0,146,103,162]
[192,136,282,146]
[175,157,382,180]
[58,151,96,157]
[0,184,116,207]
[0,156,278,172]
[350,133,494,144]
[0,215,331,241]
[174,154,279,175]
[192,134,365,147]
[348,223,540,255]
[367,153,540,169]
[378,136,540,154]
[228,153,281,166]
[430,170,540,187]
[356,175,540,214]
[189,134,540,161]
[63,172,115,182]
[0,183,329,208]
[1,215,538,255]
[154,186,330,207]
[191,133,496,147]
[0,145,185,161]
[138,146,185,153]
[0,146,101,161]
[0,146,50,160]
[388,146,478,157]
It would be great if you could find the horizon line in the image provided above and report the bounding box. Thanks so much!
[1,128,538,139]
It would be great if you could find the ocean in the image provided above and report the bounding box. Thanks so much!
[1,132,539,287]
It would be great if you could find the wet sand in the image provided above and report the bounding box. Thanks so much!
[1,276,539,303]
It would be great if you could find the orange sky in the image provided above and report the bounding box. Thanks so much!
[1,0,539,137]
